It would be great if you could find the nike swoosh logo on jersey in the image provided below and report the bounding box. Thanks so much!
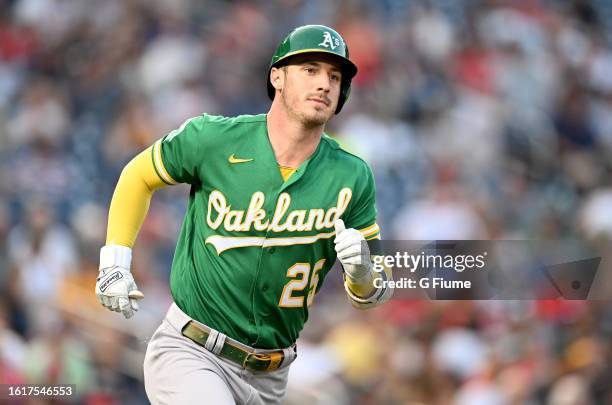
[228,154,254,164]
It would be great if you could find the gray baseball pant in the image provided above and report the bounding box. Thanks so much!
[143,303,296,405]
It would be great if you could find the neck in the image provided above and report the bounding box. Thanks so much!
[266,101,324,168]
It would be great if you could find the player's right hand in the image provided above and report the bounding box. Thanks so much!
[95,245,144,319]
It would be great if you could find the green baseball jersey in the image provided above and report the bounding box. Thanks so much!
[151,113,380,349]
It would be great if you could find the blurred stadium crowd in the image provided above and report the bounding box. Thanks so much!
[2,0,612,403]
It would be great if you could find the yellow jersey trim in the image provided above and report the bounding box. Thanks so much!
[152,140,178,185]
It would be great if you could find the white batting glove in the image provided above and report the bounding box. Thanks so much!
[334,219,372,283]
[95,245,144,319]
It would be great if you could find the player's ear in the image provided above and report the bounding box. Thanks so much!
[270,67,285,92]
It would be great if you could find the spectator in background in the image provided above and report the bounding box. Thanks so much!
[7,199,78,335]
[0,300,26,386]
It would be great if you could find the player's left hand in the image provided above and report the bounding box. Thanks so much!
[334,219,371,282]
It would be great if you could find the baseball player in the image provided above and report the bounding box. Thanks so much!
[95,25,393,404]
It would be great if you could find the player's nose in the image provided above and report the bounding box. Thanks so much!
[314,72,331,93]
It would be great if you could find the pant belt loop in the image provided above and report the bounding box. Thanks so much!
[204,329,219,352]
[282,346,296,365]
[212,332,226,355]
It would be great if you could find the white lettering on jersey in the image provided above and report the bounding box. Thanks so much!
[206,188,352,233]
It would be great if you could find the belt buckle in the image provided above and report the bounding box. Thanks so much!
[243,351,284,371]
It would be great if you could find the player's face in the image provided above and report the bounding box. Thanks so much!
[277,55,342,127]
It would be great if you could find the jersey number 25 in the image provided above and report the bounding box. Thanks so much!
[278,259,326,308]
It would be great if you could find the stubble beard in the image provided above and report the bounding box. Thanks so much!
[281,90,332,129]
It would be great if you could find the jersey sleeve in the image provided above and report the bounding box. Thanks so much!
[151,115,207,185]
[345,163,380,240]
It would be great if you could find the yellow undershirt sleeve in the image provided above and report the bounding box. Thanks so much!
[106,146,169,247]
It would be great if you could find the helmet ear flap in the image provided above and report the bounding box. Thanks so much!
[335,78,351,114]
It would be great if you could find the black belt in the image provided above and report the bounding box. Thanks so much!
[182,321,287,372]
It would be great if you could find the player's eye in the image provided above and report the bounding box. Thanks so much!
[304,67,316,74]
[331,73,341,82]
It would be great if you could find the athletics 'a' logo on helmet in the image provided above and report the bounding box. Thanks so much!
[318,31,340,50]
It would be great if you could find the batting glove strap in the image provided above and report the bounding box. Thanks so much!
[343,266,391,305]
[343,262,372,285]
[100,244,132,271]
